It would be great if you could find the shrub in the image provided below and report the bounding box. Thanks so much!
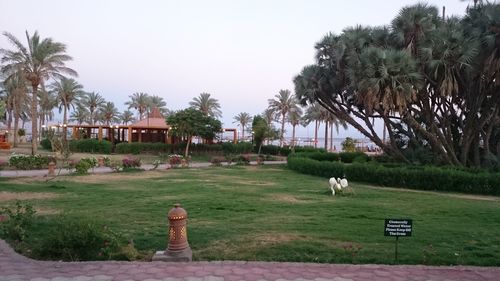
[168,154,183,166]
[8,154,55,170]
[34,216,122,261]
[233,154,250,165]
[211,156,225,166]
[0,201,36,242]
[115,142,171,154]
[122,158,141,168]
[40,138,52,150]
[69,139,112,154]
[75,157,98,174]
[287,155,500,196]
[341,137,356,152]
[17,128,25,137]
[222,142,253,155]
[257,145,292,156]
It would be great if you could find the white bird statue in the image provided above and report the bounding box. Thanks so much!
[329,177,337,196]
[340,177,348,189]
[336,178,342,191]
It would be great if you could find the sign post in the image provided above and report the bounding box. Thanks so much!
[384,219,412,264]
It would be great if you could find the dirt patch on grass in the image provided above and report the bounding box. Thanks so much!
[0,191,60,202]
[68,171,168,183]
[267,193,313,203]
[234,180,276,186]
[35,207,60,215]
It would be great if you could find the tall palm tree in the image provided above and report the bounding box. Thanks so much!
[324,110,348,151]
[267,89,299,147]
[233,112,252,141]
[125,92,150,120]
[82,92,105,125]
[287,107,302,148]
[38,89,57,131]
[50,77,83,140]
[2,72,29,147]
[303,103,323,148]
[120,110,135,125]
[0,31,77,154]
[99,102,119,125]
[69,105,89,125]
[149,95,168,116]
[189,92,222,118]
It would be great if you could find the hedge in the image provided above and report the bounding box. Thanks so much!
[292,151,370,163]
[69,139,112,154]
[287,155,500,196]
[255,145,326,156]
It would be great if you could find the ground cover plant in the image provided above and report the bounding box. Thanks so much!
[0,166,499,265]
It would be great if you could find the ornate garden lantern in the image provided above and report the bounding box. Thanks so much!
[167,203,190,252]
[153,203,192,262]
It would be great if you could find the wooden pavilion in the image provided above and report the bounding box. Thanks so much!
[67,107,171,143]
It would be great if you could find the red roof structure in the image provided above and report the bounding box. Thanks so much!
[130,107,169,128]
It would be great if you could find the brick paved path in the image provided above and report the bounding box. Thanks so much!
[1,241,499,281]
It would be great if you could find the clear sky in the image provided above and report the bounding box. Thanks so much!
[0,0,470,139]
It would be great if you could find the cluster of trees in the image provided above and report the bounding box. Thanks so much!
[294,2,500,167]
[232,89,347,151]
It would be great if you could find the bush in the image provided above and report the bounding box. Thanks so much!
[257,145,292,156]
[69,139,112,154]
[115,142,171,154]
[233,154,250,165]
[291,151,369,163]
[0,201,36,242]
[122,158,141,168]
[341,137,357,152]
[34,216,122,261]
[222,142,253,155]
[8,154,55,170]
[211,156,225,166]
[75,157,98,174]
[287,155,500,196]
[40,138,52,150]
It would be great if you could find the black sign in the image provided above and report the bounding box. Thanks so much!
[384,219,412,237]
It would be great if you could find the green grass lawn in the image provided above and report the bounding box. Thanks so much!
[1,165,499,265]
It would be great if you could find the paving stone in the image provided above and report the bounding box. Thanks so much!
[30,278,51,281]
[203,277,224,281]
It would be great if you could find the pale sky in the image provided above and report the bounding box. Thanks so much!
[0,0,470,139]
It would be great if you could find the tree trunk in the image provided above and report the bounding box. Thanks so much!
[324,120,328,150]
[242,124,245,141]
[184,135,192,158]
[291,124,296,148]
[280,113,285,147]
[13,112,19,148]
[7,108,12,130]
[63,105,68,141]
[330,122,333,151]
[314,120,318,148]
[31,84,39,155]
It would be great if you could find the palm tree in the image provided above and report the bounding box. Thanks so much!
[149,95,168,116]
[120,110,135,125]
[324,111,348,151]
[0,31,77,154]
[2,72,29,147]
[69,105,89,125]
[38,89,57,131]
[125,92,150,120]
[99,102,119,125]
[50,77,83,140]
[189,92,222,118]
[303,103,323,148]
[287,107,302,148]
[82,92,105,125]
[267,89,299,147]
[233,112,252,141]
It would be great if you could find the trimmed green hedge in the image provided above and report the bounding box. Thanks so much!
[287,155,500,196]
[292,151,370,163]
[256,145,326,156]
[69,139,112,154]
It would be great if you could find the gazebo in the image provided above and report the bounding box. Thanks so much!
[67,107,171,143]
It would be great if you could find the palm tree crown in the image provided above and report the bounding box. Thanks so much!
[189,92,222,118]
[233,112,252,140]
[82,92,106,125]
[125,92,150,120]
[267,89,300,146]
[0,31,77,154]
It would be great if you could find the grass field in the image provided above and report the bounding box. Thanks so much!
[1,165,499,265]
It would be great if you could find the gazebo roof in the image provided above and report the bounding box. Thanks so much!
[130,107,170,129]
